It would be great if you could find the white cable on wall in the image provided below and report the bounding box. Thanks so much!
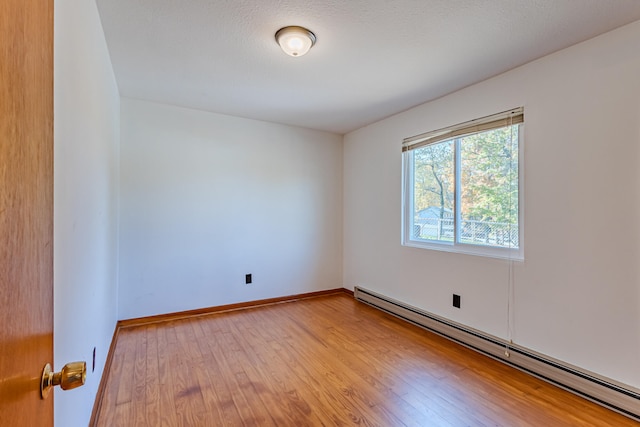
[505,115,518,357]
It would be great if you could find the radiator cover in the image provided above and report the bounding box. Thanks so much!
[354,286,640,421]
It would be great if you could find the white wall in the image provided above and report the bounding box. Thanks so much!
[54,0,120,426]
[344,21,640,389]
[118,99,343,319]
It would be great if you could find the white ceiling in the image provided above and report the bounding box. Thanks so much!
[96,0,640,134]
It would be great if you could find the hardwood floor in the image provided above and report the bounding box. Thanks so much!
[93,294,636,426]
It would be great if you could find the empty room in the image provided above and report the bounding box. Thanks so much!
[2,0,640,426]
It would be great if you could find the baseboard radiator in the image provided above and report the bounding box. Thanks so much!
[354,286,640,421]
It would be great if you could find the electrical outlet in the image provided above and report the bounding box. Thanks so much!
[245,274,252,284]
[453,294,461,308]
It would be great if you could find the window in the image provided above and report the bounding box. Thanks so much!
[402,108,523,259]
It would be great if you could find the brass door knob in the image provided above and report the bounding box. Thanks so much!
[40,361,86,399]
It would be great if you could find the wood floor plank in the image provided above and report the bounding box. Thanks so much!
[113,401,133,427]
[94,294,638,426]
[312,300,482,425]
[187,319,228,426]
[170,320,208,426]
[287,298,478,425]
[94,348,122,426]
[155,324,179,427]
[143,325,160,426]
[272,310,409,426]
[132,326,148,427]
[236,310,332,425]
[236,312,336,425]
[239,306,353,425]
[217,314,313,425]
[200,316,260,424]
[114,331,138,406]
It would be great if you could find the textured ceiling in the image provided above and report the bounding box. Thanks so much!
[96,0,640,134]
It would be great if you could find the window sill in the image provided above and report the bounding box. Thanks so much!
[402,239,524,261]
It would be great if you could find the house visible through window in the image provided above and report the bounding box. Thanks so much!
[402,108,523,259]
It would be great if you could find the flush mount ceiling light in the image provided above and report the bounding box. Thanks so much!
[275,26,316,57]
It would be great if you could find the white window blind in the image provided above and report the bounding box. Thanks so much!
[402,107,524,153]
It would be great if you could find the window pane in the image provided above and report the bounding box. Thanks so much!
[459,125,519,248]
[412,141,454,242]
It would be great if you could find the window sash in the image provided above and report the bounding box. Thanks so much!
[402,107,523,152]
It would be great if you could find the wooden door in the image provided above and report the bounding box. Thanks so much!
[0,0,54,426]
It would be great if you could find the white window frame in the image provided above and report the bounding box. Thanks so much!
[401,109,524,260]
